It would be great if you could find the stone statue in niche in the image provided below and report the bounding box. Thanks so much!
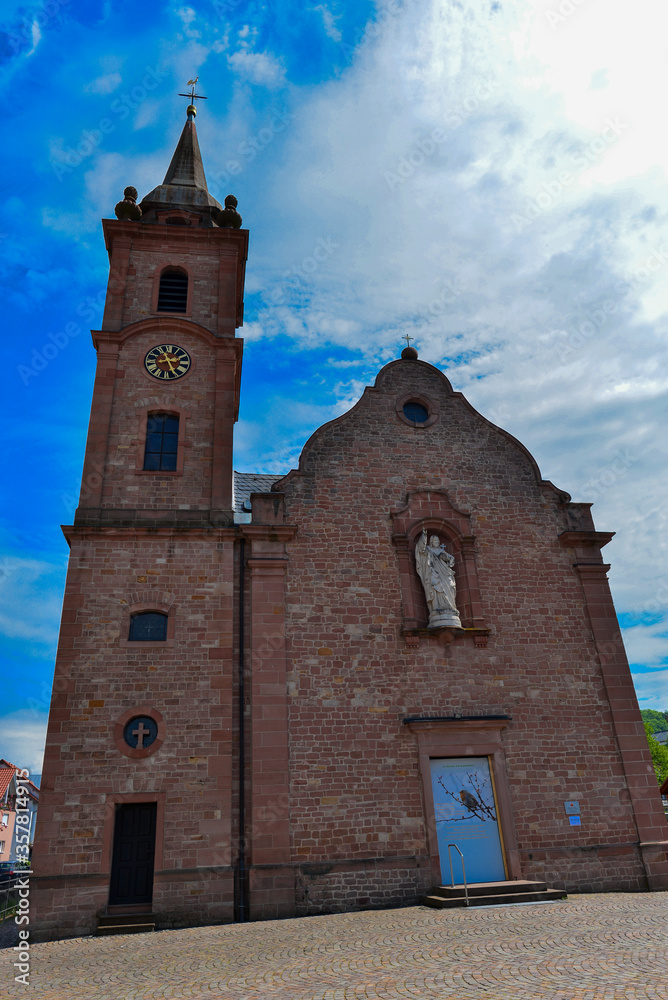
[415,528,462,629]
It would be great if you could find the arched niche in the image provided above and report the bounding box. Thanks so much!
[391,490,489,646]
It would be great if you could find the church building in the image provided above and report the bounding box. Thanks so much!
[32,98,668,940]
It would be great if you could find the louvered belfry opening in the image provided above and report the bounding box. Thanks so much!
[157,269,188,312]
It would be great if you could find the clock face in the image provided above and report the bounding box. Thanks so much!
[144,344,191,380]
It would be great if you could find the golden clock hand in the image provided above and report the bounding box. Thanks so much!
[159,353,177,372]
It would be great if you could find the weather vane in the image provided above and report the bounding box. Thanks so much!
[178,77,207,119]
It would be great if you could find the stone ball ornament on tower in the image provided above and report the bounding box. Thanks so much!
[213,194,243,229]
[114,186,142,221]
[415,527,462,629]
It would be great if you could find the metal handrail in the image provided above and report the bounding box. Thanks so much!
[447,844,469,906]
[0,877,19,923]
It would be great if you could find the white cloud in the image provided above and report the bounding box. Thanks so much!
[227,0,668,645]
[177,5,196,24]
[26,21,41,56]
[239,320,267,342]
[326,357,365,368]
[623,620,668,670]
[227,48,285,87]
[525,0,668,182]
[313,4,342,42]
[234,389,363,474]
[176,5,200,39]
[133,99,160,131]
[0,710,48,777]
[84,72,122,95]
[0,557,64,649]
[632,670,668,712]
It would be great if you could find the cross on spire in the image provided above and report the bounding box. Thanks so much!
[178,78,207,120]
[403,334,413,349]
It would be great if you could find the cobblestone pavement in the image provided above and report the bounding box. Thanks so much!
[3,893,668,999]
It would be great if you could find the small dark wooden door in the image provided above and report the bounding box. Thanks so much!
[109,803,157,906]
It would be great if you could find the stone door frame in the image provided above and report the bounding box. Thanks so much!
[405,717,521,885]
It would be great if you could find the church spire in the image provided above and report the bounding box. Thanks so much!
[114,82,243,229]
[161,116,208,191]
[161,78,210,189]
[137,81,223,225]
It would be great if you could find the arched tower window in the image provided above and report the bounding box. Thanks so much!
[128,612,168,642]
[157,269,188,312]
[143,413,179,471]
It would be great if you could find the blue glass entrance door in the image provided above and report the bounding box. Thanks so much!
[430,757,506,884]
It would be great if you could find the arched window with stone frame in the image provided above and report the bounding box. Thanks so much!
[128,611,169,642]
[156,267,188,312]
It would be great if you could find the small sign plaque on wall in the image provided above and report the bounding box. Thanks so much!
[564,800,580,815]
[569,815,581,826]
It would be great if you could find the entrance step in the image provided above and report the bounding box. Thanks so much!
[422,879,566,909]
[97,913,156,936]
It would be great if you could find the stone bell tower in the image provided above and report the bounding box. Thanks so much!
[32,92,248,939]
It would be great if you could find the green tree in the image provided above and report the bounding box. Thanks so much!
[640,709,668,733]
[644,723,668,785]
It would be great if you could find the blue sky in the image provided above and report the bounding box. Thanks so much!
[2,0,668,772]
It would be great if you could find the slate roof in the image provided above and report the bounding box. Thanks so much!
[233,472,282,523]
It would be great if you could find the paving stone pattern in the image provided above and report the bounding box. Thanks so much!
[4,893,668,999]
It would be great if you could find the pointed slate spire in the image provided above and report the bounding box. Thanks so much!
[139,98,222,225]
[162,118,208,191]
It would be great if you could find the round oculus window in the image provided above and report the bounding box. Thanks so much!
[402,401,429,423]
[123,716,159,750]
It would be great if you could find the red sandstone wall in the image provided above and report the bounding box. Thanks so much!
[272,358,659,900]
[121,246,222,332]
[32,209,250,938]
[34,343,664,937]
[101,222,246,338]
[95,328,218,512]
[32,531,237,939]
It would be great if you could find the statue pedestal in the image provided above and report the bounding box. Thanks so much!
[428,611,462,629]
